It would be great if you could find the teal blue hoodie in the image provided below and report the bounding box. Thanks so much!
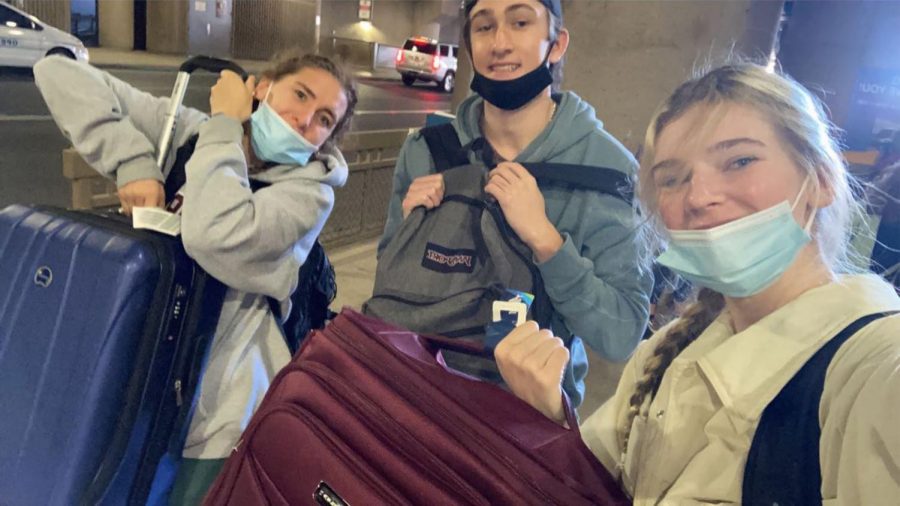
[379,92,652,407]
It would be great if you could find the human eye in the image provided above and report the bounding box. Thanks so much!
[654,169,687,189]
[294,89,307,101]
[512,17,531,29]
[472,19,494,33]
[318,114,333,128]
[726,156,758,170]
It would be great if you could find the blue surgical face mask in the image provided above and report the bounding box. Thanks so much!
[250,85,317,166]
[656,177,815,298]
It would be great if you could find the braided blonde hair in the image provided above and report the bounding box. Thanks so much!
[621,62,861,453]
[621,288,724,452]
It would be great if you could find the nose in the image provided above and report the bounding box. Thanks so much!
[684,165,725,215]
[491,23,512,55]
[290,105,315,133]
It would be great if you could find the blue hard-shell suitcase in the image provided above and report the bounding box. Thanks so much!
[0,204,224,505]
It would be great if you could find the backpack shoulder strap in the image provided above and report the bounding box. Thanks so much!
[524,163,634,206]
[420,123,469,173]
[742,311,897,505]
[163,133,200,202]
[420,124,633,204]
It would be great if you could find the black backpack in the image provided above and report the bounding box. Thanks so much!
[742,311,895,504]
[165,134,337,354]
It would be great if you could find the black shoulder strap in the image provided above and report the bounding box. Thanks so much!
[163,133,200,202]
[420,123,634,205]
[420,122,469,172]
[525,163,633,206]
[742,311,897,505]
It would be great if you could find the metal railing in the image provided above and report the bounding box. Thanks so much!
[322,37,400,71]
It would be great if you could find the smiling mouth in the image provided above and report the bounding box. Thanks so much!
[489,63,521,73]
[692,218,737,230]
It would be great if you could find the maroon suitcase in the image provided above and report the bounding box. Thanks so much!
[203,308,630,505]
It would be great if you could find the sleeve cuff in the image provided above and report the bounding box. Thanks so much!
[115,157,163,188]
[536,233,587,296]
[196,114,243,147]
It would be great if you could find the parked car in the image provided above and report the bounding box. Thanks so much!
[0,1,89,68]
[396,36,457,93]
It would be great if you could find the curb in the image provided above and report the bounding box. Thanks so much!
[93,62,400,83]
[92,62,269,73]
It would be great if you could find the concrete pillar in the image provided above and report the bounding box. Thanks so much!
[98,0,134,49]
[450,1,471,111]
[561,0,783,151]
[146,0,188,54]
[231,0,317,60]
[21,0,71,33]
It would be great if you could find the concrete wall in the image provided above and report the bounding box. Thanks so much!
[188,0,233,58]
[146,0,187,54]
[320,0,413,47]
[231,0,318,60]
[318,0,455,47]
[98,0,134,50]
[19,0,69,32]
[779,1,900,132]
[561,0,783,151]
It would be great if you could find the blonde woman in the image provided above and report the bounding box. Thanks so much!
[495,63,900,504]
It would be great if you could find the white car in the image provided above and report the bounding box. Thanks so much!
[396,36,458,93]
[0,1,89,68]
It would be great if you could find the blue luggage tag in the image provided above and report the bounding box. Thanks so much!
[484,289,534,353]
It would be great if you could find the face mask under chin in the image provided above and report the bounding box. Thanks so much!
[470,44,556,111]
[249,84,318,166]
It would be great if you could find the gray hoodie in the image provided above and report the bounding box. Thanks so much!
[380,92,652,407]
[34,56,348,458]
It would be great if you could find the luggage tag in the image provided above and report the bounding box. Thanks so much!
[492,300,527,326]
[485,289,534,353]
[492,289,533,325]
[132,207,182,236]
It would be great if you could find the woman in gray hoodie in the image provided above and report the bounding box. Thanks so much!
[34,50,357,503]
[380,0,652,408]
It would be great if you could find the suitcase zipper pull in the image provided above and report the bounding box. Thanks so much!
[174,379,183,406]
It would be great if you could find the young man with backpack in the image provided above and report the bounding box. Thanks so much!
[370,0,652,408]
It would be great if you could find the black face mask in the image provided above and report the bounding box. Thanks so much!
[470,48,554,111]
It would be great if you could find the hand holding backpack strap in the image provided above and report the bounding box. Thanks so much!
[420,123,633,205]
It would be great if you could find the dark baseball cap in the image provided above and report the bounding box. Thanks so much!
[464,0,563,19]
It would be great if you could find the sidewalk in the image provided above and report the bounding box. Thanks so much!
[87,47,399,81]
[328,238,378,311]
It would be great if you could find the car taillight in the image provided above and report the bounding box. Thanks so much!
[431,55,441,71]
[396,51,405,64]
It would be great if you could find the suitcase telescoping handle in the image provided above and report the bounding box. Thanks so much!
[155,56,249,172]
[179,55,249,80]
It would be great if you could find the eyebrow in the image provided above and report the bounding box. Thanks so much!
[293,80,337,122]
[649,159,683,175]
[293,80,317,100]
[707,137,766,153]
